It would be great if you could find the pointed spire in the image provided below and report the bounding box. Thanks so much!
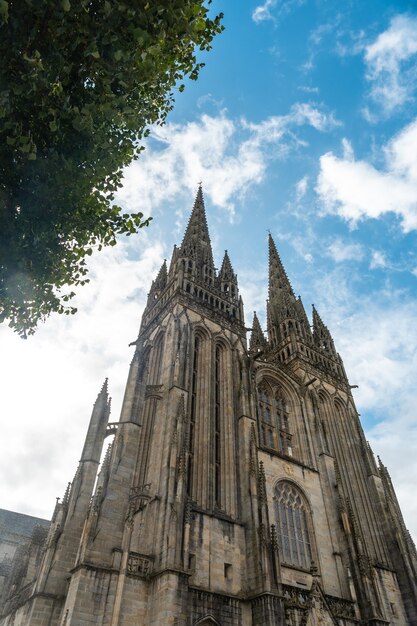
[81,379,110,463]
[218,250,237,283]
[168,244,179,276]
[95,378,109,406]
[312,305,336,354]
[268,233,294,300]
[180,185,214,267]
[312,304,326,333]
[152,259,167,291]
[249,312,267,353]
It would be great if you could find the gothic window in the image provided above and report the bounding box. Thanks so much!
[257,381,292,455]
[214,344,222,507]
[187,335,200,496]
[274,482,312,569]
[258,382,276,449]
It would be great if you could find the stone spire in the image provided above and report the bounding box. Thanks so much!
[218,250,237,284]
[145,259,168,313]
[81,378,111,462]
[312,305,336,356]
[180,185,214,268]
[249,312,267,353]
[267,233,299,346]
[268,233,295,300]
[150,259,167,293]
[218,250,239,302]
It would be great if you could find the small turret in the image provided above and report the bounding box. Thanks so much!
[249,312,267,353]
[218,250,238,302]
[145,259,168,309]
[312,305,337,358]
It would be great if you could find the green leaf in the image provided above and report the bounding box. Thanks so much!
[62,0,70,11]
[194,17,206,31]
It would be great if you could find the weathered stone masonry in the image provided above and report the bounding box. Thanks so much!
[1,187,417,625]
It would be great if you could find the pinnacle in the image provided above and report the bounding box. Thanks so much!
[219,250,236,281]
[154,259,168,286]
[97,378,108,399]
[168,245,179,274]
[249,311,267,352]
[312,304,332,338]
[268,233,294,298]
[312,304,326,329]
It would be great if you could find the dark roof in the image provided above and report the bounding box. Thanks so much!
[0,508,50,542]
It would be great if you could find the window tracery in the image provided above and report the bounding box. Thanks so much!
[274,482,312,569]
[257,381,292,455]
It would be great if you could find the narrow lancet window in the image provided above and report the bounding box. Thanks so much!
[274,482,312,569]
[187,336,200,496]
[257,381,292,455]
[214,345,222,507]
[258,382,276,449]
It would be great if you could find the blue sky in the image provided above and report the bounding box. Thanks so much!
[1,0,417,542]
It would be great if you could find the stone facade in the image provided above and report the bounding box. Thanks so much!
[1,187,417,625]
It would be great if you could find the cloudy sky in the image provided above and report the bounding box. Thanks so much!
[2,0,417,543]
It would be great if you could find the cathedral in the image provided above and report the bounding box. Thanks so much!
[1,187,417,626]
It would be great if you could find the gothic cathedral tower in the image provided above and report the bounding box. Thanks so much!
[1,188,417,626]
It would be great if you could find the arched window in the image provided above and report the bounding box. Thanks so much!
[258,382,275,449]
[187,335,200,496]
[257,381,292,455]
[214,344,222,507]
[274,482,312,569]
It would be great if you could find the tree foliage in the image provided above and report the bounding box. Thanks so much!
[0,0,223,337]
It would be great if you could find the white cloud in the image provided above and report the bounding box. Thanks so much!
[252,0,277,23]
[252,0,305,24]
[370,250,387,269]
[316,118,417,231]
[364,14,417,115]
[117,106,339,223]
[295,176,309,201]
[327,238,364,262]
